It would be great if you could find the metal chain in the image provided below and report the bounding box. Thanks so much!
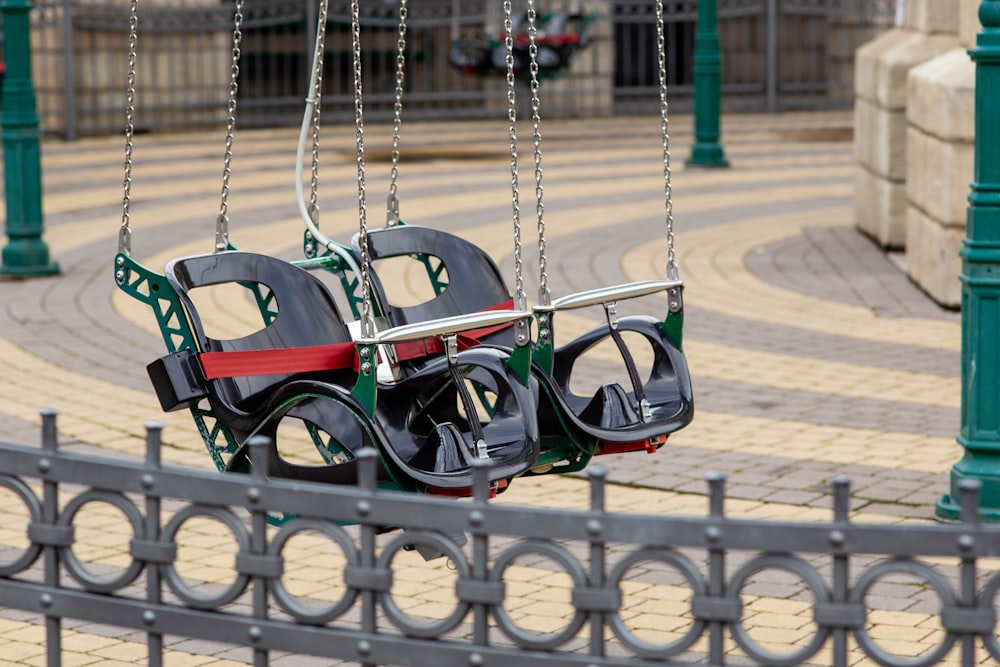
[504,0,526,311]
[352,0,374,337]
[526,0,549,307]
[216,0,246,253]
[387,0,408,227]
[308,0,330,232]
[118,0,140,256]
[655,0,677,280]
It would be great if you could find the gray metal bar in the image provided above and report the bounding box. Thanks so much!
[362,309,531,345]
[144,422,165,667]
[60,0,75,140]
[765,0,778,113]
[541,279,682,312]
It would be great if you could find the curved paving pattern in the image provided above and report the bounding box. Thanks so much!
[0,110,961,504]
[0,111,967,663]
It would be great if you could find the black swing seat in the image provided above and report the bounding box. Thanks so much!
[146,250,539,491]
[352,225,694,451]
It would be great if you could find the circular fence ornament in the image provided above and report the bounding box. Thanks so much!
[161,504,251,609]
[378,530,471,637]
[850,558,956,667]
[0,475,43,576]
[726,553,830,666]
[58,489,146,593]
[269,518,360,624]
[607,547,707,658]
[489,540,588,649]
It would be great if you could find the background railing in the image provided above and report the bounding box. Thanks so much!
[6,0,895,139]
[2,411,1000,666]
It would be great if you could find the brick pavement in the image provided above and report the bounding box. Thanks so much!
[0,110,971,664]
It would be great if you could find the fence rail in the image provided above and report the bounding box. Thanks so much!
[8,0,895,138]
[1,411,999,665]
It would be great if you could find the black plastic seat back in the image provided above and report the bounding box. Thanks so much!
[355,225,513,327]
[166,251,355,425]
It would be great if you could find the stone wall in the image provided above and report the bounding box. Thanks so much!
[853,0,959,249]
[904,0,979,308]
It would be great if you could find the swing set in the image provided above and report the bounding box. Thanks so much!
[114,0,693,502]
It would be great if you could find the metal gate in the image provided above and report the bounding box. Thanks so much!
[611,0,897,114]
[13,0,895,138]
[2,411,1000,666]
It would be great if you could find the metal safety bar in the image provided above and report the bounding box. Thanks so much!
[538,279,681,312]
[359,309,531,346]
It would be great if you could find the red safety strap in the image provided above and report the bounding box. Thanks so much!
[197,299,517,379]
[391,299,516,363]
[198,341,358,380]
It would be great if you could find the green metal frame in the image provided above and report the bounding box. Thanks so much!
[115,252,241,469]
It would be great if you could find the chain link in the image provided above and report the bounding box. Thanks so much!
[504,0,526,311]
[655,0,677,279]
[387,0,408,227]
[526,0,549,307]
[216,0,245,253]
[308,0,330,232]
[351,0,374,337]
[118,0,140,256]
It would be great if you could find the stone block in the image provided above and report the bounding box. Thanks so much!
[905,0,960,34]
[855,97,908,179]
[855,165,909,248]
[960,0,982,47]
[855,30,961,109]
[907,48,975,142]
[906,125,974,229]
[905,206,964,308]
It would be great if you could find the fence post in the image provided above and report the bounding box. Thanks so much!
[687,0,729,168]
[0,0,59,277]
[936,0,1000,521]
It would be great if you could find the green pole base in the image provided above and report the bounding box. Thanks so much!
[934,449,1000,522]
[0,239,60,277]
[934,493,1000,522]
[686,144,730,168]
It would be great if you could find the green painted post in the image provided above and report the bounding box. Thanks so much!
[686,0,729,168]
[0,0,59,277]
[936,0,1000,521]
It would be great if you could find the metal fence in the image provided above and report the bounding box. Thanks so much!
[3,411,1000,666]
[12,0,895,139]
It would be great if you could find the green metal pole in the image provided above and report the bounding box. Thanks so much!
[0,0,59,277]
[936,0,1000,521]
[686,0,729,168]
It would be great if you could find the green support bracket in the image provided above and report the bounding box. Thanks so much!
[936,0,1000,521]
[0,0,59,277]
[686,0,729,169]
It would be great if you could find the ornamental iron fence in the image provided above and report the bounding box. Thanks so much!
[8,0,895,138]
[1,411,999,665]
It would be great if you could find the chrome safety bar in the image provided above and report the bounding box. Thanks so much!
[536,279,681,312]
[358,309,531,346]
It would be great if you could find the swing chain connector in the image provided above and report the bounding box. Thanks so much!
[445,334,459,365]
[215,213,230,253]
[604,302,619,331]
[665,260,682,313]
[666,260,679,282]
[118,226,132,258]
[386,193,400,227]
